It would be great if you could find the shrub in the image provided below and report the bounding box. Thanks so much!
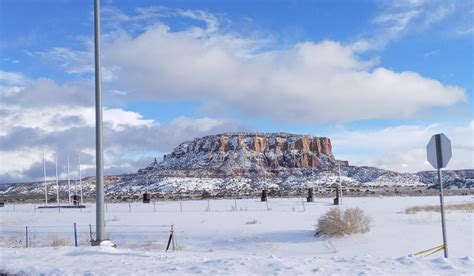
[316,207,371,237]
[405,202,474,214]
[51,236,69,247]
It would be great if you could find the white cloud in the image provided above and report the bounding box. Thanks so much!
[331,121,474,172]
[1,6,471,182]
[0,74,241,182]
[102,26,465,123]
[0,149,42,178]
[36,6,467,124]
[352,0,459,52]
[0,70,30,86]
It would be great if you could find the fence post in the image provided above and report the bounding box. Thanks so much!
[25,226,29,248]
[302,198,306,212]
[234,199,238,212]
[166,225,173,252]
[180,200,183,212]
[74,223,78,247]
[33,204,36,213]
[89,224,93,242]
[207,200,210,212]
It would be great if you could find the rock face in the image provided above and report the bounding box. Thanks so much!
[150,133,341,177]
[1,132,473,199]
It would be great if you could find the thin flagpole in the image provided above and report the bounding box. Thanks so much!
[67,155,71,205]
[73,158,78,202]
[56,153,59,205]
[43,149,48,205]
[79,153,83,205]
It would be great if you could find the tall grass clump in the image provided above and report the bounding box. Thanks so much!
[316,207,371,237]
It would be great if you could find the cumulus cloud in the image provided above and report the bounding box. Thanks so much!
[105,25,465,123]
[330,121,474,172]
[1,5,471,182]
[0,75,241,182]
[38,7,467,124]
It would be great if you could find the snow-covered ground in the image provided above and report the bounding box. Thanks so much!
[1,196,473,275]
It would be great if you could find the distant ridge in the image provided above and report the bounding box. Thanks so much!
[1,133,473,199]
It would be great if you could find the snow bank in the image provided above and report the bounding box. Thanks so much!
[0,196,472,275]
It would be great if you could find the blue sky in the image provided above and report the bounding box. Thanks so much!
[0,0,472,182]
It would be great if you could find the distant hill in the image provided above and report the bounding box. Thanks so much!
[1,133,472,200]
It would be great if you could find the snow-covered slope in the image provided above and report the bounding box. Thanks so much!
[1,196,473,275]
[1,133,473,199]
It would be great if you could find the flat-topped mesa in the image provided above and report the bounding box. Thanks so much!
[157,133,339,175]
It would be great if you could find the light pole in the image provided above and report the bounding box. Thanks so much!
[93,0,105,245]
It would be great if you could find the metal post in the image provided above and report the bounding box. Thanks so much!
[94,0,105,244]
[74,223,78,247]
[25,226,28,248]
[438,168,448,258]
[435,135,448,258]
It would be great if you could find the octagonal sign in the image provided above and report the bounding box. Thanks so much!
[427,133,452,169]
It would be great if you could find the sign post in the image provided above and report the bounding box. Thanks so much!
[426,133,452,258]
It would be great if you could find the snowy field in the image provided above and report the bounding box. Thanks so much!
[1,195,473,275]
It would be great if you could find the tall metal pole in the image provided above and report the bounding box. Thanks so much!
[435,134,448,258]
[94,0,106,244]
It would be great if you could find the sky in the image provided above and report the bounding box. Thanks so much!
[0,0,472,183]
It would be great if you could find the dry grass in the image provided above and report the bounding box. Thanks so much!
[316,207,371,237]
[0,235,23,248]
[50,236,69,247]
[405,202,474,214]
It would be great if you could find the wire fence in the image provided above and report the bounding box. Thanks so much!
[0,223,176,250]
[0,197,335,214]
[0,198,338,251]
